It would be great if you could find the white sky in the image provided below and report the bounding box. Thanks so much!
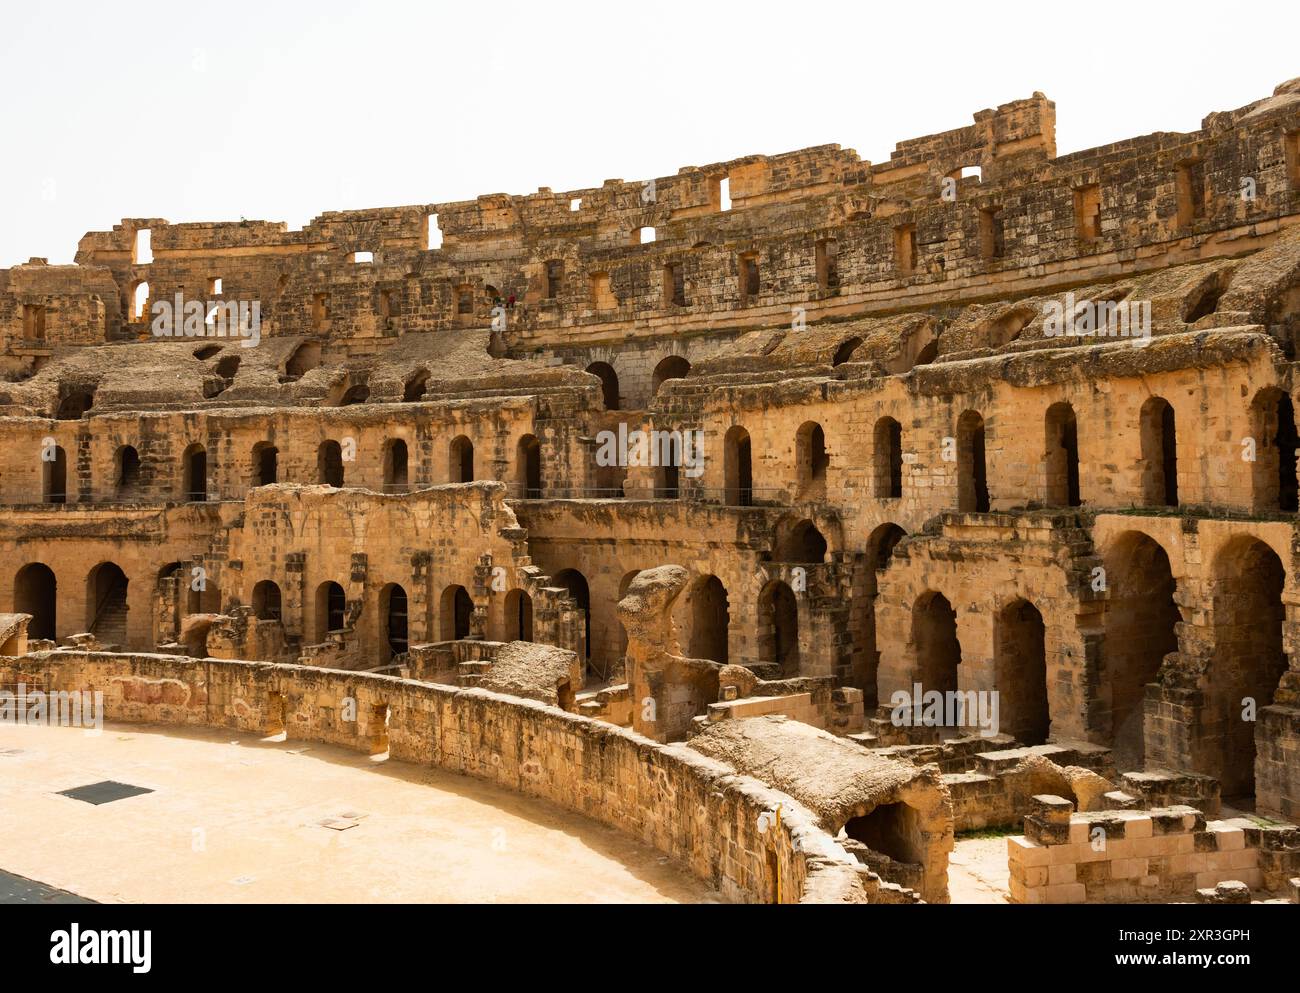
[1,0,1295,267]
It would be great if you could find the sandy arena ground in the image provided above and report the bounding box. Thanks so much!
[0,720,718,904]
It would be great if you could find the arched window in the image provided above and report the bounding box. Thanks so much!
[315,581,347,641]
[449,436,474,483]
[760,580,799,675]
[1139,397,1178,507]
[87,562,129,646]
[384,439,409,493]
[1044,402,1081,507]
[504,589,533,642]
[381,583,408,662]
[440,585,474,640]
[42,445,67,504]
[874,417,902,499]
[15,563,57,641]
[956,411,989,512]
[796,421,828,494]
[724,426,753,506]
[687,575,729,664]
[115,446,141,500]
[182,443,207,502]
[253,443,278,486]
[995,599,1049,745]
[318,440,344,487]
[651,355,691,396]
[585,362,620,410]
[516,435,541,498]
[252,580,282,621]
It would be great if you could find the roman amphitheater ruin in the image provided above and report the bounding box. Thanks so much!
[5,78,1300,905]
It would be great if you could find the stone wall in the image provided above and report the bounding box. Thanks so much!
[0,650,915,904]
[1007,794,1300,904]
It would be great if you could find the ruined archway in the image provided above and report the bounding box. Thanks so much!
[912,592,959,697]
[380,583,408,662]
[440,584,474,641]
[252,580,282,621]
[1209,537,1287,798]
[874,417,902,499]
[759,579,799,676]
[687,575,729,664]
[15,563,57,641]
[315,581,346,642]
[1139,397,1178,507]
[651,355,691,396]
[1103,531,1179,769]
[1044,402,1080,507]
[318,440,344,487]
[554,569,591,665]
[517,434,541,497]
[724,425,753,506]
[384,438,409,492]
[995,599,1049,745]
[182,442,207,501]
[86,562,129,646]
[956,410,989,512]
[449,436,474,483]
[1249,387,1299,512]
[585,362,620,410]
[504,588,533,642]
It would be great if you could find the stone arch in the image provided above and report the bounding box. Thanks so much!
[504,588,533,642]
[775,517,827,563]
[380,583,409,662]
[516,434,541,497]
[252,580,282,621]
[115,445,141,500]
[86,561,129,646]
[874,416,903,499]
[182,442,207,501]
[1102,530,1180,769]
[758,579,799,675]
[252,442,278,486]
[585,362,620,410]
[1249,387,1298,512]
[651,355,691,395]
[315,581,346,642]
[1209,536,1287,797]
[796,420,828,496]
[283,341,321,382]
[995,598,1049,745]
[403,369,430,402]
[14,563,57,641]
[1044,402,1081,507]
[912,592,959,696]
[439,584,474,641]
[383,438,409,492]
[449,435,474,483]
[1139,396,1178,507]
[42,444,67,503]
[724,425,753,506]
[864,523,907,706]
[956,410,989,513]
[832,336,864,367]
[686,575,729,664]
[317,440,344,487]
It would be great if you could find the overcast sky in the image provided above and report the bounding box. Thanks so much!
[1,0,1295,266]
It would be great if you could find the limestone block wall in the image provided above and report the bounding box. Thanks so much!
[0,650,918,905]
[1007,795,1299,903]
